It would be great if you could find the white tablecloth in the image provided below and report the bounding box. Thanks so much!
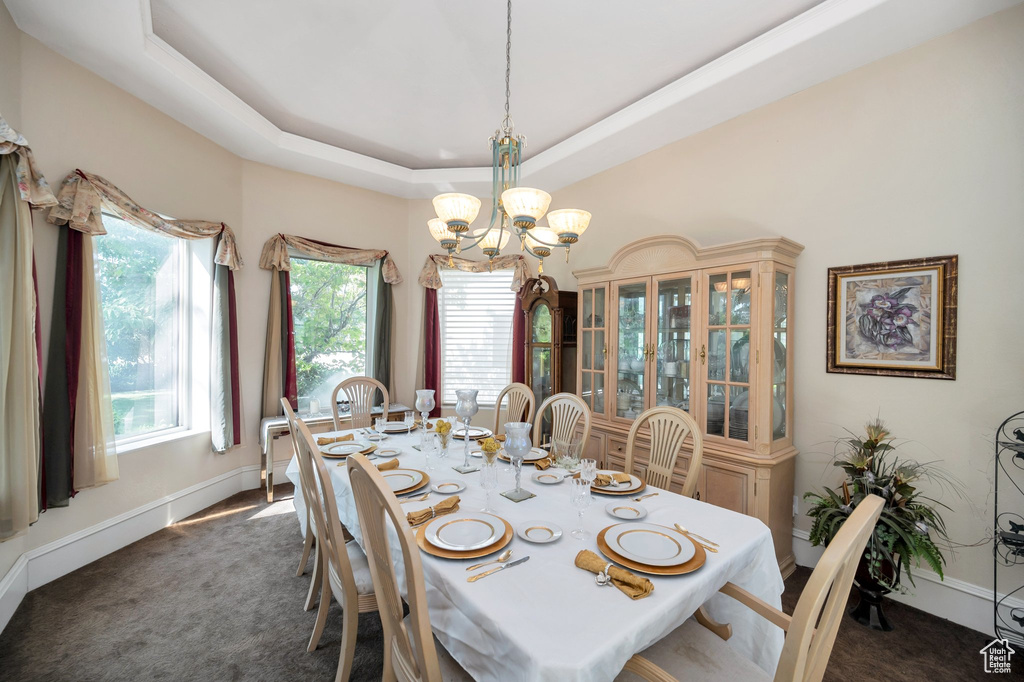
[286,429,785,682]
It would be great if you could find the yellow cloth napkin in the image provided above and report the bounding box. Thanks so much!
[407,496,460,527]
[317,433,354,446]
[375,459,399,471]
[534,457,555,471]
[494,434,506,443]
[593,472,632,487]
[575,550,653,600]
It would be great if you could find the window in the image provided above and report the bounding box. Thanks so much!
[95,215,189,442]
[438,268,517,406]
[289,258,373,410]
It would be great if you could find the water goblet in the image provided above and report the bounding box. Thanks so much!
[404,410,416,430]
[480,461,498,512]
[500,422,535,502]
[414,389,435,428]
[421,432,441,471]
[453,389,480,474]
[374,417,387,437]
[580,458,598,485]
[569,478,592,540]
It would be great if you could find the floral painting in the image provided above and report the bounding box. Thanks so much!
[826,256,958,379]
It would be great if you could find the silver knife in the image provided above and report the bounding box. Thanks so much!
[467,556,530,582]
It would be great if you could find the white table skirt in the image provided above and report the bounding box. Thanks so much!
[286,429,785,682]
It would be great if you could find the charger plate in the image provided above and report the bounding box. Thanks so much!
[596,524,706,576]
[590,472,646,496]
[415,513,513,560]
[605,522,695,566]
[453,426,493,440]
[380,422,417,433]
[319,441,377,459]
[426,512,503,550]
[385,469,431,495]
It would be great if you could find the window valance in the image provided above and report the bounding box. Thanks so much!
[46,170,243,270]
[418,254,531,291]
[0,115,56,208]
[259,233,402,284]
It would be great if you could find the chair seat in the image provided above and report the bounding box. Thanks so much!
[402,614,474,681]
[327,541,375,595]
[615,618,770,682]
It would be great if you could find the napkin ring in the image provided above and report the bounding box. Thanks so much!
[596,562,613,587]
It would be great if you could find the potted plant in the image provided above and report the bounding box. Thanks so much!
[804,419,958,631]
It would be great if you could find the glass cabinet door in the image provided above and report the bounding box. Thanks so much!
[772,271,790,441]
[578,285,608,417]
[654,276,693,415]
[613,279,649,420]
[703,269,754,444]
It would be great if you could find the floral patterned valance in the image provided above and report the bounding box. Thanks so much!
[0,115,57,209]
[46,170,243,270]
[418,254,531,291]
[259,233,402,285]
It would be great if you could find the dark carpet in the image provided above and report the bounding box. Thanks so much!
[0,485,997,681]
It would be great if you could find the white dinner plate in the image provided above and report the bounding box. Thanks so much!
[469,449,483,458]
[375,447,402,458]
[453,426,493,440]
[382,469,425,493]
[605,501,648,520]
[431,480,466,495]
[380,422,414,433]
[425,512,504,551]
[501,447,548,463]
[516,521,562,544]
[319,440,372,457]
[605,522,695,567]
[592,471,644,493]
[532,471,564,485]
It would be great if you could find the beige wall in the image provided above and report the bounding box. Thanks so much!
[516,6,1023,591]
[0,3,19,129]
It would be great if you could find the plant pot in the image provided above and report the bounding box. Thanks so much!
[848,553,900,631]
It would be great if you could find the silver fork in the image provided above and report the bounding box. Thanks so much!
[399,492,430,504]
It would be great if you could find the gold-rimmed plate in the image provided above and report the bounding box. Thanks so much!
[516,520,562,544]
[596,525,706,576]
[605,501,648,520]
[605,522,695,566]
[591,472,646,496]
[453,426,493,440]
[385,468,430,495]
[499,447,550,464]
[319,441,376,459]
[425,512,503,551]
[415,514,513,560]
[380,421,416,433]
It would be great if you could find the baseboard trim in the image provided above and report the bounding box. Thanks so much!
[0,464,265,633]
[793,528,1011,636]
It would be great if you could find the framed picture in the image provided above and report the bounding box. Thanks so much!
[826,255,957,379]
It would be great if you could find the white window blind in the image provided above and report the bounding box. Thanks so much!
[438,268,517,406]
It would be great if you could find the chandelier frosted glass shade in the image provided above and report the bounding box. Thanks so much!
[523,226,557,257]
[428,218,458,248]
[547,209,591,244]
[433,193,481,232]
[473,227,511,257]
[500,187,551,229]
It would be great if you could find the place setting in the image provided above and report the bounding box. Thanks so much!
[315,433,377,459]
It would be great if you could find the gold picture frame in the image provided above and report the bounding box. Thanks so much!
[826,255,957,379]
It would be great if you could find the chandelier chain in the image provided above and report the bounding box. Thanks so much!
[502,0,513,133]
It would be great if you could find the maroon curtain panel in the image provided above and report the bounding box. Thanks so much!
[281,270,298,409]
[423,288,441,417]
[512,289,526,385]
[227,269,242,444]
[33,256,46,509]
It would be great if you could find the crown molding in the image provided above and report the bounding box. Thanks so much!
[4,0,1019,199]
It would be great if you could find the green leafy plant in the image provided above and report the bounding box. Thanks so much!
[804,419,959,592]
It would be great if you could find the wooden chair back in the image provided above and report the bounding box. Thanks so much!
[347,454,442,682]
[293,414,363,608]
[331,376,390,429]
[625,406,703,497]
[777,494,885,682]
[492,382,536,437]
[283,399,317,538]
[533,392,591,449]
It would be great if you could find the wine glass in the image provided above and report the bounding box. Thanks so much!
[500,422,535,502]
[580,458,597,485]
[374,417,387,438]
[480,460,498,512]
[415,389,435,428]
[569,478,592,540]
[453,389,480,473]
[404,410,416,431]
[421,432,441,471]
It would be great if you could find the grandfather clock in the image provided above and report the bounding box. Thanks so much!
[521,276,577,406]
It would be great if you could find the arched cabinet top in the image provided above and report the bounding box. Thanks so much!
[572,234,804,283]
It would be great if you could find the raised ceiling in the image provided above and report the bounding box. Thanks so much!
[150,0,821,169]
[5,0,1021,197]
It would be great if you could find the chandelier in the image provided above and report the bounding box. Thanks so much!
[428,0,590,273]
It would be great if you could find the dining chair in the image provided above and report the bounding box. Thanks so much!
[624,406,703,498]
[617,494,886,682]
[532,392,591,449]
[292,414,379,680]
[347,455,472,681]
[282,399,321,611]
[331,376,390,430]
[492,382,536,437]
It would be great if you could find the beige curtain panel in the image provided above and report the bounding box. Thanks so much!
[259,233,402,284]
[418,254,531,291]
[46,169,243,270]
[0,115,57,209]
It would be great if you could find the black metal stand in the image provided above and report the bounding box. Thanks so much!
[994,410,1024,648]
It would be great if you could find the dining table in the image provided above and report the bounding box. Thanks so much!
[285,426,785,682]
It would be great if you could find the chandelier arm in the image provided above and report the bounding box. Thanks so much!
[517,230,568,249]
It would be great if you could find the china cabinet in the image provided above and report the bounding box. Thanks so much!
[574,235,803,574]
[522,276,577,407]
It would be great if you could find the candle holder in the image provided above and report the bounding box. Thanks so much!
[452,389,480,474]
[500,422,535,502]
